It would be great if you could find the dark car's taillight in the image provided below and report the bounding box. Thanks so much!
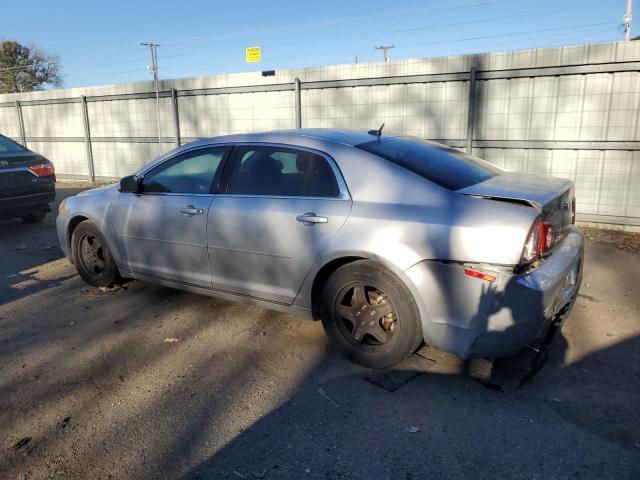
[29,162,55,177]
[520,216,555,265]
[571,188,576,225]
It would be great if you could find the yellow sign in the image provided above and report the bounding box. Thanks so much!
[245,47,261,63]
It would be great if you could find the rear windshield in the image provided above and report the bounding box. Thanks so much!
[0,135,26,153]
[355,136,502,190]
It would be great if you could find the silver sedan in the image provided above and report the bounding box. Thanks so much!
[57,129,583,368]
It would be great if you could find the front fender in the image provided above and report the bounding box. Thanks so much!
[58,186,120,263]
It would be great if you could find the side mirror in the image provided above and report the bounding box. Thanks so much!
[118,175,142,193]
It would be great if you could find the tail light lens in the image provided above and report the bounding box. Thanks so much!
[29,162,55,177]
[521,216,555,265]
[571,189,576,225]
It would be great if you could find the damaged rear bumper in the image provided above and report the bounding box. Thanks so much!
[405,227,584,359]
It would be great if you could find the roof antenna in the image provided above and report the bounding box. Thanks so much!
[368,122,385,137]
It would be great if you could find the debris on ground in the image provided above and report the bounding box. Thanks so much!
[406,426,420,433]
[318,386,339,408]
[10,437,33,456]
[164,337,183,343]
[86,285,124,299]
[253,467,268,479]
[582,227,640,253]
[56,416,71,431]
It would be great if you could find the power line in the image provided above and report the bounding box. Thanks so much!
[385,7,572,36]
[255,5,575,53]
[401,21,619,48]
[397,24,618,60]
[156,8,610,71]
[159,0,510,47]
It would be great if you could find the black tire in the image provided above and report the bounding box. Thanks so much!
[320,260,423,369]
[71,220,121,287]
[22,210,47,223]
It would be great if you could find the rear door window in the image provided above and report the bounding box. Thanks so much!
[226,146,340,197]
[356,137,502,190]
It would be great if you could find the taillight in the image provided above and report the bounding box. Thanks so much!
[521,216,554,265]
[571,189,576,225]
[539,221,555,253]
[29,162,55,177]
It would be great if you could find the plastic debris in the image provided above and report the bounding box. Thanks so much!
[87,285,123,299]
[11,437,33,456]
[164,337,182,343]
[57,416,71,430]
[318,386,339,408]
[254,467,268,479]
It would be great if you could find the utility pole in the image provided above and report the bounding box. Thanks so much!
[375,45,395,62]
[624,0,633,41]
[141,42,162,148]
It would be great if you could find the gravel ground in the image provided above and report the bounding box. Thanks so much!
[0,184,639,480]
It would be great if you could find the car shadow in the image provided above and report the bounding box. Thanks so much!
[181,332,639,480]
[0,185,87,307]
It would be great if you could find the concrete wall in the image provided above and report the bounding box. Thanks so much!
[1,41,639,226]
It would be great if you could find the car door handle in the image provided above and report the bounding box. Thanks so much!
[296,212,328,225]
[180,205,204,216]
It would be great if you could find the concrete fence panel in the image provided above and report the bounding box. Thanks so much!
[1,41,640,226]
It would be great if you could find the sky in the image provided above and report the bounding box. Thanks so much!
[0,0,630,89]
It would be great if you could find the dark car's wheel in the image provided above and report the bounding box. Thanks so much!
[320,260,423,369]
[71,220,121,287]
[22,210,47,223]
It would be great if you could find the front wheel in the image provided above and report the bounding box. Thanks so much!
[320,260,423,369]
[71,220,121,287]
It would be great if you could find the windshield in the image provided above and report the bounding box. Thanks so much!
[356,136,503,190]
[0,135,26,154]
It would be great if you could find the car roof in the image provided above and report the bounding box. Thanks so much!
[184,129,380,150]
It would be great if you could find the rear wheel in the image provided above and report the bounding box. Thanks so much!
[71,220,120,287]
[320,260,423,369]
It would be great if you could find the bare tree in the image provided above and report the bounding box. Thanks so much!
[0,40,62,93]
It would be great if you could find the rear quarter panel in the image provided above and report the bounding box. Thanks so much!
[293,147,539,309]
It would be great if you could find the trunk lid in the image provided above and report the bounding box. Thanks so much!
[457,172,574,243]
[0,151,52,199]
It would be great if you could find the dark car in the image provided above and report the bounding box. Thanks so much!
[0,134,56,223]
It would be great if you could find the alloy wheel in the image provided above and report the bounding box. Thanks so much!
[334,283,398,349]
[79,234,106,276]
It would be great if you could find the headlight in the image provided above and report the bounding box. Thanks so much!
[58,198,66,213]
